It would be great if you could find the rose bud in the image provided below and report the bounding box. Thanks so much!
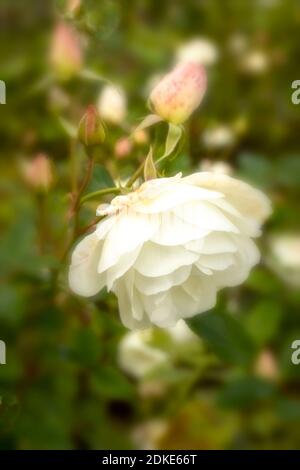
[50,21,82,80]
[78,105,105,147]
[149,62,207,124]
[114,137,132,159]
[22,153,53,192]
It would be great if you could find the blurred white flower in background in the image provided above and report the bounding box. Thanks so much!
[241,50,269,75]
[175,38,218,67]
[118,320,197,379]
[133,420,168,450]
[258,0,280,7]
[228,33,248,56]
[228,34,270,76]
[69,172,271,329]
[118,329,168,379]
[200,159,233,175]
[202,125,236,150]
[270,235,300,268]
[269,234,300,287]
[97,84,127,124]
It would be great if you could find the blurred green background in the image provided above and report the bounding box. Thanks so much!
[1,0,300,450]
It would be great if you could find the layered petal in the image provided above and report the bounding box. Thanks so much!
[98,213,159,273]
[183,172,271,224]
[134,241,199,277]
[69,232,105,297]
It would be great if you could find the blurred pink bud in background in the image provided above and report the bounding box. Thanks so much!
[149,62,207,124]
[255,350,279,381]
[50,21,83,80]
[132,128,149,146]
[114,137,132,159]
[22,153,53,192]
[97,84,127,125]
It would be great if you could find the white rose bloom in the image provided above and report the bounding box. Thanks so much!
[69,172,271,329]
[176,38,218,67]
[97,84,127,124]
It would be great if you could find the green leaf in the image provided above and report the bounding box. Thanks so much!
[246,268,281,294]
[187,310,257,366]
[71,329,101,366]
[276,398,300,423]
[157,123,184,165]
[218,377,276,409]
[143,147,157,180]
[164,124,183,158]
[91,366,134,399]
[133,114,162,133]
[238,152,273,189]
[275,154,300,190]
[85,164,114,193]
[246,300,283,346]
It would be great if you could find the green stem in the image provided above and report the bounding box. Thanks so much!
[73,154,94,236]
[125,160,145,188]
[37,192,48,255]
[69,139,78,194]
[52,149,96,288]
[80,186,121,205]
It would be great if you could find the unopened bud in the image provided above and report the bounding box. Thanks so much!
[78,105,105,147]
[22,153,53,192]
[149,62,207,124]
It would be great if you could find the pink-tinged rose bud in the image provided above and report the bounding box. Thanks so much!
[149,62,207,124]
[114,137,132,159]
[78,105,105,147]
[22,154,53,192]
[50,22,82,80]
